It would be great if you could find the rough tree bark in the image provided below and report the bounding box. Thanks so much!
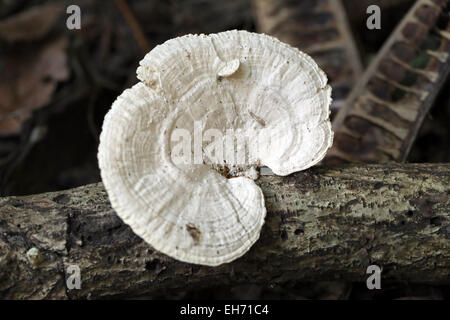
[327,0,450,164]
[0,163,448,299]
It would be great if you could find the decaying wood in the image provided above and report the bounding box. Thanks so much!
[327,0,450,164]
[251,0,363,110]
[0,163,448,299]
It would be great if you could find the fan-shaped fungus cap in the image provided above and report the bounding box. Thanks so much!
[98,30,333,266]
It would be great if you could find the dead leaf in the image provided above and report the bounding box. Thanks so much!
[0,37,69,135]
[0,3,64,42]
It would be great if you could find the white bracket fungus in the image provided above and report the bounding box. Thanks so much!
[98,30,333,266]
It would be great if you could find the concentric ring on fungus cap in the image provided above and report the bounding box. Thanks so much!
[98,30,333,266]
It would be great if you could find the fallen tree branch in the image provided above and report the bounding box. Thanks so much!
[0,163,449,299]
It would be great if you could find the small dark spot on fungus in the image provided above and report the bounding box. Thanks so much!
[294,228,304,235]
[406,210,414,217]
[186,223,201,245]
[216,165,231,178]
[249,111,266,126]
